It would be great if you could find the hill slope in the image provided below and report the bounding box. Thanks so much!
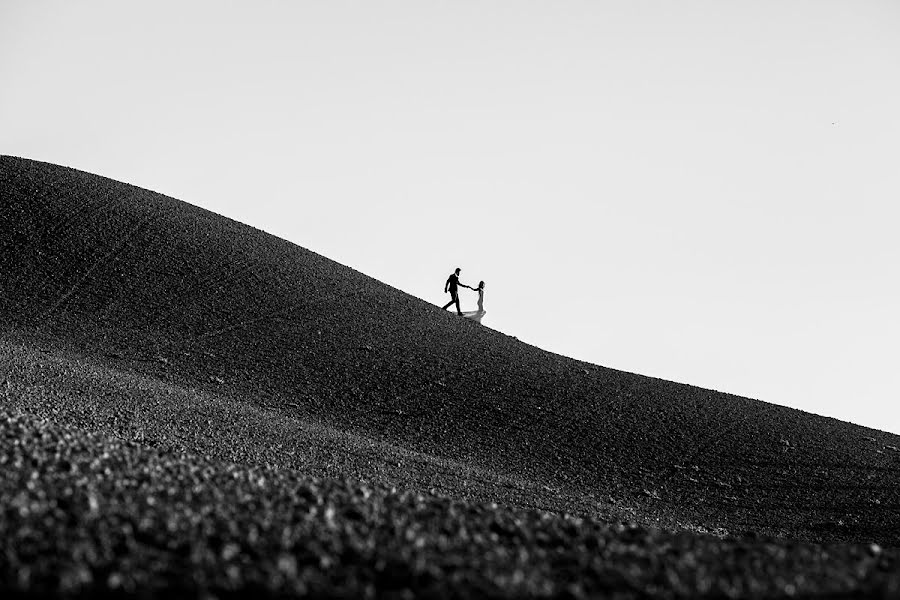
[2,155,899,549]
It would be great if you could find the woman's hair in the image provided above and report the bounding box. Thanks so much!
[478,281,485,289]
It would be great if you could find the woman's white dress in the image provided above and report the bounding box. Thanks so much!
[462,288,486,323]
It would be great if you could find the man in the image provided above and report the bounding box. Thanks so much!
[442,267,470,315]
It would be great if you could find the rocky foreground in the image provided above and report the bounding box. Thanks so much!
[2,410,898,599]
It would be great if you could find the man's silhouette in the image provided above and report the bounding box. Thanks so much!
[442,267,469,315]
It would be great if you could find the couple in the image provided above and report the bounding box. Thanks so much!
[442,267,486,322]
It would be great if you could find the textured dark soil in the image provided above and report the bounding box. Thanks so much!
[2,155,900,597]
[3,410,899,599]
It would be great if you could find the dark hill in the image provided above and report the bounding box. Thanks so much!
[2,155,899,556]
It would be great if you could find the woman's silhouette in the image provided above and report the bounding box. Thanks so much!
[461,280,486,323]
[475,280,485,311]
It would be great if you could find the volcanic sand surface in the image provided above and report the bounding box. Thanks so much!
[2,156,900,596]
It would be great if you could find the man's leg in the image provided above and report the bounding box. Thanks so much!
[442,297,454,310]
[454,294,462,315]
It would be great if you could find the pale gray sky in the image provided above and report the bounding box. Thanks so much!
[3,1,899,432]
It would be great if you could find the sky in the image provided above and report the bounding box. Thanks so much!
[2,1,899,433]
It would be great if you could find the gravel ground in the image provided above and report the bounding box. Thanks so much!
[2,155,900,596]
[3,410,899,599]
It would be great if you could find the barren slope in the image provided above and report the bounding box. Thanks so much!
[2,155,899,548]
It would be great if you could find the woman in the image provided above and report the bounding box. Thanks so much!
[461,281,486,323]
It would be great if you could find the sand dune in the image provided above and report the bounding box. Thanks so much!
[2,155,899,596]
